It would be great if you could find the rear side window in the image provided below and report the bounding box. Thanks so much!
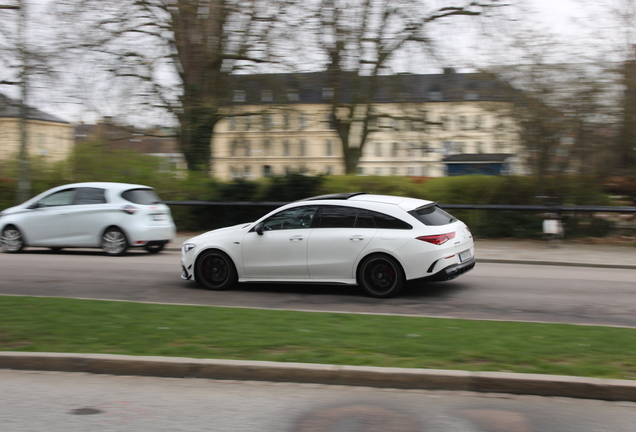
[409,205,456,226]
[121,188,161,205]
[74,187,106,204]
[370,210,412,229]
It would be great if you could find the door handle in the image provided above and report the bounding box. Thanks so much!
[350,235,365,241]
[289,235,304,241]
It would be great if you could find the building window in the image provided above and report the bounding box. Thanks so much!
[475,141,483,153]
[228,117,236,131]
[475,115,483,130]
[233,90,246,103]
[244,116,251,131]
[390,167,398,175]
[327,113,336,130]
[244,165,251,178]
[407,142,416,157]
[391,142,399,157]
[325,139,333,156]
[263,165,272,177]
[230,140,238,157]
[322,87,334,99]
[495,141,505,151]
[230,166,239,178]
[262,114,272,131]
[325,165,333,175]
[263,140,271,156]
[243,140,251,156]
[407,167,416,176]
[421,142,430,157]
[299,140,306,157]
[374,167,382,175]
[261,90,273,102]
[459,115,467,130]
[283,140,290,156]
[454,141,465,153]
[374,142,382,157]
[440,116,449,131]
[282,114,290,130]
[287,91,300,102]
[464,92,478,100]
[298,113,308,130]
[420,166,428,176]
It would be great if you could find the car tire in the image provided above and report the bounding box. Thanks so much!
[145,244,165,254]
[358,254,404,298]
[1,225,25,253]
[101,227,128,256]
[195,250,237,291]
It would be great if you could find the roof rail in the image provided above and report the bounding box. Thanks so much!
[297,192,369,202]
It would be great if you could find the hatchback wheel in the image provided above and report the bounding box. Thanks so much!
[101,227,128,256]
[195,250,237,290]
[358,255,404,298]
[1,225,24,253]
[145,244,165,254]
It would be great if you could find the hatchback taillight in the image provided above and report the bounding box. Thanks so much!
[416,232,455,245]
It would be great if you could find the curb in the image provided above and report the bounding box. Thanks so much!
[476,258,636,270]
[2,352,636,402]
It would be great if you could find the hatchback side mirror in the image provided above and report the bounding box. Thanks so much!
[255,222,264,235]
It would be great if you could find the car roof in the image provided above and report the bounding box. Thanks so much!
[299,192,435,212]
[51,182,153,191]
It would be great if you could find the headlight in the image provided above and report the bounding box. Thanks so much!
[182,243,196,253]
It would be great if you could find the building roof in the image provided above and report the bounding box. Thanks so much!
[227,70,508,106]
[0,93,69,124]
[442,153,514,163]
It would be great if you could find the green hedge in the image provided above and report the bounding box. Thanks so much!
[0,142,621,238]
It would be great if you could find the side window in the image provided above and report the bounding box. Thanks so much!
[317,206,357,228]
[370,210,412,230]
[74,187,106,205]
[38,189,76,207]
[262,206,318,231]
[355,209,376,228]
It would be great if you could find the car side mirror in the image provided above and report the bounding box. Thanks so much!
[255,222,264,236]
[27,202,40,210]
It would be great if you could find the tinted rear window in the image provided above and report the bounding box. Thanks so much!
[121,188,162,205]
[409,205,456,226]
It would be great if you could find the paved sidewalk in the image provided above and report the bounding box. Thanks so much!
[168,233,636,270]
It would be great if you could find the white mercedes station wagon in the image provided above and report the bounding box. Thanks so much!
[181,193,474,298]
[0,182,175,256]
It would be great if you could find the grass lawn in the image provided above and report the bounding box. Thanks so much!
[2,295,636,380]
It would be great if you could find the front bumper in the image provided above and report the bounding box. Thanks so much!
[181,261,192,280]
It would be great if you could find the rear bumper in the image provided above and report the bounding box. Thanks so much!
[416,257,475,282]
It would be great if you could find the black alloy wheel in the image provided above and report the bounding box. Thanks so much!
[195,250,237,290]
[1,225,24,253]
[358,255,404,298]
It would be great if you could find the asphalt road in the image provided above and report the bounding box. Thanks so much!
[2,249,636,327]
[2,369,636,432]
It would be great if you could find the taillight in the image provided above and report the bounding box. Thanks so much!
[416,232,455,245]
[122,205,138,215]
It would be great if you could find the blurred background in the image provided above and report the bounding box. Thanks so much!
[0,0,634,239]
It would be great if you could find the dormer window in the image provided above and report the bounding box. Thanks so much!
[287,91,300,102]
[261,90,273,102]
[429,91,442,101]
[322,87,334,99]
[233,90,246,103]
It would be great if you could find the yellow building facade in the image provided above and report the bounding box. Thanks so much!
[0,95,74,164]
[211,72,525,180]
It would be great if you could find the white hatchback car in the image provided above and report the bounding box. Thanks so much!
[181,193,475,297]
[0,182,176,255]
